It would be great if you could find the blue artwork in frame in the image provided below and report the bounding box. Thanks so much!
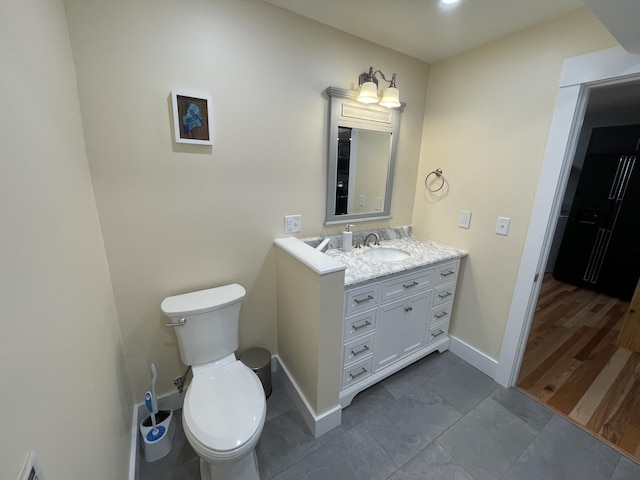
[171,90,213,145]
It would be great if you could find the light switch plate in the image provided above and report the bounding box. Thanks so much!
[459,210,472,229]
[284,214,301,233]
[496,216,511,236]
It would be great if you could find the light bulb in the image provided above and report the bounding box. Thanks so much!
[357,81,379,104]
[379,87,400,108]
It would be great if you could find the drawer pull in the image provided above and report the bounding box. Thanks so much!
[434,311,448,319]
[354,294,374,305]
[403,281,419,289]
[437,292,452,299]
[351,345,370,357]
[440,270,455,277]
[432,329,445,337]
[349,367,368,379]
[404,306,413,312]
[352,320,371,331]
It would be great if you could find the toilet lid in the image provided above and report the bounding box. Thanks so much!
[183,361,265,452]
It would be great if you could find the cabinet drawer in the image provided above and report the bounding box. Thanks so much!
[430,302,452,327]
[428,321,449,343]
[344,309,377,342]
[342,357,373,389]
[345,284,380,315]
[433,282,455,307]
[435,261,458,285]
[380,268,433,303]
[343,334,374,366]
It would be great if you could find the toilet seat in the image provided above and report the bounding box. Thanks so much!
[182,359,266,463]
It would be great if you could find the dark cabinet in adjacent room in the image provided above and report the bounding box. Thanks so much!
[553,125,640,301]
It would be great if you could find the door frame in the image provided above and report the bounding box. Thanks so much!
[494,46,640,387]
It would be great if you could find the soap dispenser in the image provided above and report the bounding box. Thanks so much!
[343,224,353,252]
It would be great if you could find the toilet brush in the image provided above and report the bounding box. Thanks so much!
[144,363,165,441]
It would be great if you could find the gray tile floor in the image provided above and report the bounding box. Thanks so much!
[137,352,640,480]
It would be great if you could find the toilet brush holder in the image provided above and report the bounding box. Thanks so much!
[140,409,175,462]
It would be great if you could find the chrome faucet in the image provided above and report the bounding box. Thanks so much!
[363,232,380,247]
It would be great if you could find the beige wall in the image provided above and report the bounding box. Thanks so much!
[0,0,131,479]
[63,0,429,401]
[412,7,617,360]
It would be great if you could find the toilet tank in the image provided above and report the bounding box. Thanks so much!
[161,284,246,366]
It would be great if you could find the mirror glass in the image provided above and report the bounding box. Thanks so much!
[335,127,391,215]
[325,87,403,225]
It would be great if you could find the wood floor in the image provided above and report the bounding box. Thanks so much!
[517,273,640,463]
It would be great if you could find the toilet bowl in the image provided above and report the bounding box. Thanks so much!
[161,284,266,480]
[183,356,266,480]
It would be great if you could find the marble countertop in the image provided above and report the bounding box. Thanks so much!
[324,236,468,286]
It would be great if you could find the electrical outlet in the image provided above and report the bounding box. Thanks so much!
[496,216,511,236]
[459,210,472,229]
[284,214,301,233]
[359,195,366,206]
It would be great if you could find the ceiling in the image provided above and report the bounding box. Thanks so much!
[265,0,585,63]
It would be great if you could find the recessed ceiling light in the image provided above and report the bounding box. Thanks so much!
[441,0,461,5]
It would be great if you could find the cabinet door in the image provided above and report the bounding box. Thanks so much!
[401,292,431,356]
[373,299,404,371]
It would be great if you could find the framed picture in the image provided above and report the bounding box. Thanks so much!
[171,90,213,145]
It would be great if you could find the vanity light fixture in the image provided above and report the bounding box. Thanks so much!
[357,66,401,108]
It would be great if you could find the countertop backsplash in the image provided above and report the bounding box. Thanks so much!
[302,226,413,251]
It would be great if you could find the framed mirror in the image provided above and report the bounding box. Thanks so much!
[325,87,404,225]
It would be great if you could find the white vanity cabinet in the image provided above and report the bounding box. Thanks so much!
[340,259,460,407]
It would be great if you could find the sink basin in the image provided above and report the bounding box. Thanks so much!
[363,247,410,262]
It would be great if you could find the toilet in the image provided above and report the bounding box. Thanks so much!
[161,284,266,480]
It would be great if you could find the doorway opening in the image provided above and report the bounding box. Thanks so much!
[498,48,640,462]
[496,48,640,389]
[518,83,640,460]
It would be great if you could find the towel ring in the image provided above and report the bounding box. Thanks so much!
[425,168,445,192]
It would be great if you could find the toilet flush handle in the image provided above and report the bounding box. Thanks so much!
[166,317,187,327]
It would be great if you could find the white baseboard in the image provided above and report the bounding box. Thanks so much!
[128,404,138,480]
[448,335,498,379]
[274,355,342,438]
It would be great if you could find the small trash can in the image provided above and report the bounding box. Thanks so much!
[240,347,272,398]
